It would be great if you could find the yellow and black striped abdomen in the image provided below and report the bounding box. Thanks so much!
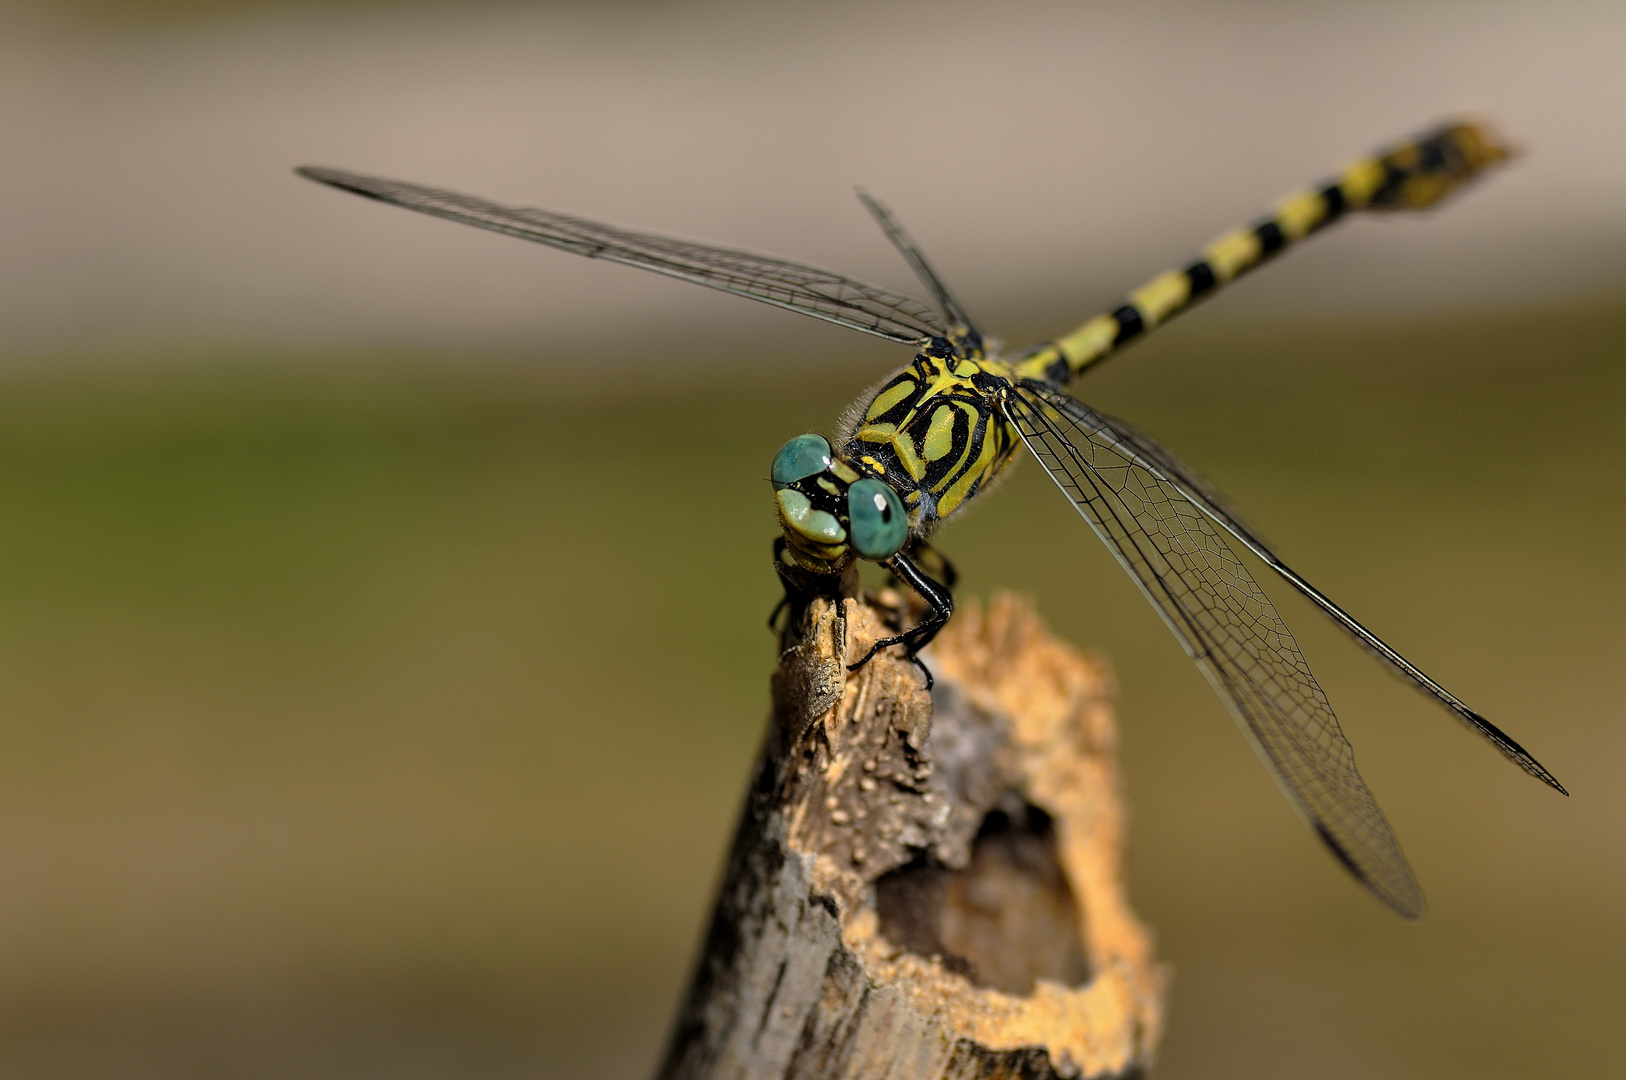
[1012,120,1512,386]
[840,351,1021,528]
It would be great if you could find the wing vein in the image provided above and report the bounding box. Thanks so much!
[1030,387,1564,795]
[1002,385,1425,917]
[296,166,947,345]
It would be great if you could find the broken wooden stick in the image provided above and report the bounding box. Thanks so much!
[656,591,1166,1080]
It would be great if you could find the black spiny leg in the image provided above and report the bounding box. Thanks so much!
[905,538,958,590]
[770,537,855,655]
[768,538,800,633]
[846,550,954,689]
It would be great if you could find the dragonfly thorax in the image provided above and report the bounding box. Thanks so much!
[836,348,1024,533]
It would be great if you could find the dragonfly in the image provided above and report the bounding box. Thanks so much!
[298,119,1565,918]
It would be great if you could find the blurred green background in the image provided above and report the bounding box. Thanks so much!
[3,0,1625,1076]
[0,302,1618,1078]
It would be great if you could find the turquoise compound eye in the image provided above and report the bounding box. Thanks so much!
[847,478,907,560]
[771,434,833,490]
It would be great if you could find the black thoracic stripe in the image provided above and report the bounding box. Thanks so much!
[873,373,922,425]
[1314,184,1346,230]
[1184,259,1218,298]
[1254,219,1286,257]
[932,403,983,491]
[947,405,971,477]
[1111,304,1145,345]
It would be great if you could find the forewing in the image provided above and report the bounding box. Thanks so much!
[297,167,947,345]
[1003,385,1425,917]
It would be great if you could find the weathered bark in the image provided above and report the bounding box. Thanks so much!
[656,591,1166,1080]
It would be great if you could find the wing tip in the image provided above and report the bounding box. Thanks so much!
[294,165,391,203]
[1510,744,1568,796]
[294,164,342,185]
[1516,748,1570,796]
[853,185,886,216]
[1315,823,1426,920]
[1467,708,1569,796]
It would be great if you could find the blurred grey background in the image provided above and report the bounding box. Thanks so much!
[4,0,1625,360]
[0,2,1622,1078]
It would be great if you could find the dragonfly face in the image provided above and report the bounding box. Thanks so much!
[771,433,908,576]
[298,118,1567,919]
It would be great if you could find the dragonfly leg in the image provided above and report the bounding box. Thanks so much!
[905,538,958,589]
[847,550,954,689]
[770,538,856,654]
[766,595,789,632]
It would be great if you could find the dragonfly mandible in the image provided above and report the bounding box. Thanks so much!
[298,119,1565,918]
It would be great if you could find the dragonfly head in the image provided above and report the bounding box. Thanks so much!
[771,434,908,575]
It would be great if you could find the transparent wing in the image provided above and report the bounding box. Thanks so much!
[1003,384,1425,917]
[297,166,948,346]
[855,188,981,345]
[1073,397,1564,796]
[1088,405,1268,547]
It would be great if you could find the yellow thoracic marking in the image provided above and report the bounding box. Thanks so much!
[922,405,956,462]
[867,378,915,418]
[1205,228,1261,283]
[1274,188,1325,242]
[857,359,986,483]
[932,423,999,514]
[840,353,1023,529]
[1130,270,1191,328]
[857,425,926,480]
[936,469,981,517]
[922,363,975,392]
[892,429,927,480]
[922,370,974,403]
